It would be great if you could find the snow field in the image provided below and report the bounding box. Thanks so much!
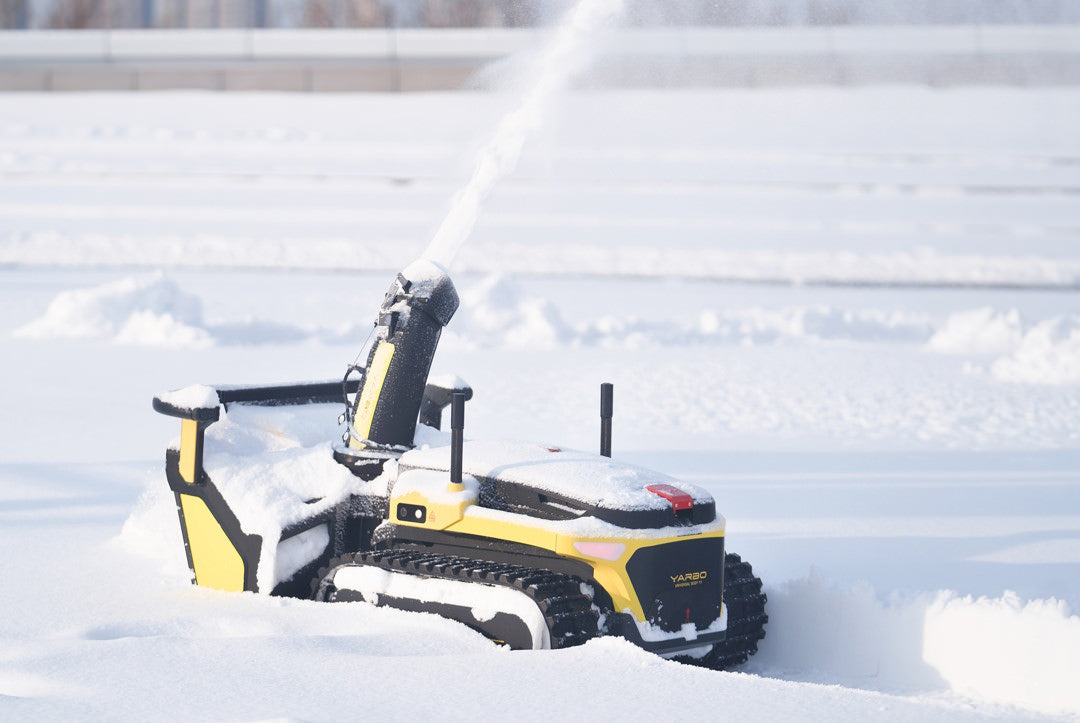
[2,88,1080,285]
[5,276,1080,720]
[2,85,1080,720]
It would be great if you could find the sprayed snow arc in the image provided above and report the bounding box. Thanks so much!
[421,0,624,269]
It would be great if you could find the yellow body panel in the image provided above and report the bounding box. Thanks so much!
[447,513,562,553]
[179,494,245,592]
[393,489,474,531]
[456,514,722,620]
[389,484,723,621]
[350,342,395,449]
[179,418,199,483]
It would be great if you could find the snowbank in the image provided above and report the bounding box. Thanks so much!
[991,316,1080,385]
[13,272,934,351]
[11,273,340,348]
[452,274,934,349]
[16,274,1080,398]
[752,576,1080,716]
[455,275,570,349]
[927,309,1080,385]
[12,272,212,348]
[926,307,1024,356]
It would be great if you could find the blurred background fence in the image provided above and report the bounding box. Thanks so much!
[1,0,1079,89]
[4,0,1080,29]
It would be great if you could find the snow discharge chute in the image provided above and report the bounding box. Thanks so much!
[346,259,459,451]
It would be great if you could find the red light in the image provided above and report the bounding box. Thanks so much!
[646,484,694,512]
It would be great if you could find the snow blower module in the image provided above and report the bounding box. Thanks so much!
[153,260,767,668]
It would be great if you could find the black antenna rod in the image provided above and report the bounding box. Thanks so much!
[450,391,465,485]
[600,382,613,458]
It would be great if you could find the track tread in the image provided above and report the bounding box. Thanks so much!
[687,552,768,671]
[312,550,599,649]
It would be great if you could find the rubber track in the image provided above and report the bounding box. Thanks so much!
[686,553,768,670]
[312,549,600,649]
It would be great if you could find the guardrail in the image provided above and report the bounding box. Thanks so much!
[1,25,1078,90]
[3,26,1080,60]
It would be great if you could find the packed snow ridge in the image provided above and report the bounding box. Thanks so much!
[12,272,212,348]
[928,307,1080,384]
[15,273,1080,385]
[748,576,1080,716]
[13,272,315,348]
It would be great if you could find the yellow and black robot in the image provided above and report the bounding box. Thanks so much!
[154,261,766,669]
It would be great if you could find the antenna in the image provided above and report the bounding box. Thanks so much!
[450,391,465,486]
[600,382,613,458]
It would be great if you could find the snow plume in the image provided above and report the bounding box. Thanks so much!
[751,576,1080,716]
[421,0,624,269]
[12,272,212,348]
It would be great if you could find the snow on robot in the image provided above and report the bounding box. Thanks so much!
[153,260,767,667]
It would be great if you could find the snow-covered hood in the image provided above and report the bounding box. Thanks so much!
[399,439,712,513]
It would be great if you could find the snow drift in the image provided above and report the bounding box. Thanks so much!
[928,308,1080,385]
[927,307,1024,356]
[17,274,1080,392]
[752,576,1080,716]
[13,272,936,351]
[991,316,1080,385]
[13,272,323,348]
[12,272,212,348]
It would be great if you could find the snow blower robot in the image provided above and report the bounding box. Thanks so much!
[153,260,767,668]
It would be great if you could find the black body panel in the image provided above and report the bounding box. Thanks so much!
[418,381,474,430]
[625,537,725,632]
[484,475,716,529]
[608,612,728,656]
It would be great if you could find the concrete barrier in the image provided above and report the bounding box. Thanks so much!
[0,26,1077,90]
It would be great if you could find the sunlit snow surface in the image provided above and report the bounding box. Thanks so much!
[1,87,1079,721]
